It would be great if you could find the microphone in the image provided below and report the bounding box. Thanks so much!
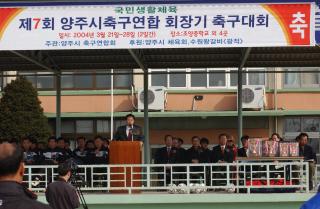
[131,125,134,141]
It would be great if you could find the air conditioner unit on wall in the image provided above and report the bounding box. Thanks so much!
[138,86,165,111]
[239,85,265,110]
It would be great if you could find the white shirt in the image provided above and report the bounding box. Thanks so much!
[126,125,133,137]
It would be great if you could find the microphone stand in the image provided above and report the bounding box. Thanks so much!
[131,125,134,142]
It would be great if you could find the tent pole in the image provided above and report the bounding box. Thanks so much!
[110,69,114,141]
[238,47,251,146]
[56,71,61,138]
[237,67,243,147]
[143,69,150,163]
[128,49,150,163]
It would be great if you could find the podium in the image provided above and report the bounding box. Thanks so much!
[109,141,143,193]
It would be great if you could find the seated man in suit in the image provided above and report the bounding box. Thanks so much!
[172,137,187,163]
[237,135,249,158]
[199,137,211,163]
[187,136,202,163]
[212,133,234,163]
[211,133,234,186]
[114,114,143,141]
[155,135,179,186]
[199,137,212,185]
[187,136,203,183]
[237,135,250,191]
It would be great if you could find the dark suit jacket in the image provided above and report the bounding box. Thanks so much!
[199,148,212,163]
[155,147,179,164]
[299,144,317,163]
[0,181,52,209]
[211,145,234,163]
[187,146,202,163]
[114,124,143,141]
[237,147,248,158]
[175,147,187,163]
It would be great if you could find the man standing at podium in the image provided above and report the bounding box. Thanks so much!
[114,114,143,141]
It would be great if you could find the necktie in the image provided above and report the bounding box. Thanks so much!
[167,147,171,157]
[127,129,132,140]
[221,146,225,154]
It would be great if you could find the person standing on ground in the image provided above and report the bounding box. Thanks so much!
[0,142,51,209]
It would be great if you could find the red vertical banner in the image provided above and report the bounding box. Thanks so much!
[263,4,312,46]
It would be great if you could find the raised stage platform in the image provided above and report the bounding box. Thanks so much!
[38,193,315,209]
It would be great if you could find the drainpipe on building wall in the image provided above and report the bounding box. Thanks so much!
[110,69,114,141]
[274,69,278,133]
[56,71,61,138]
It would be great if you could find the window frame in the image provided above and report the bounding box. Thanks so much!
[149,68,168,87]
[18,71,55,90]
[113,69,133,89]
[149,68,266,89]
[189,68,208,89]
[96,119,111,134]
[300,67,320,88]
[36,71,55,90]
[283,117,320,139]
[207,68,228,89]
[247,68,267,86]
[75,120,94,134]
[283,67,320,89]
[72,70,94,90]
[18,70,133,91]
[0,71,3,91]
[168,68,188,88]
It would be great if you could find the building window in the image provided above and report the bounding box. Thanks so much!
[76,120,94,134]
[18,71,54,89]
[0,72,3,91]
[17,70,133,91]
[114,69,133,88]
[248,68,266,85]
[190,69,207,87]
[284,68,301,87]
[284,67,320,88]
[61,73,74,89]
[283,117,320,138]
[97,120,110,133]
[209,70,226,87]
[55,119,126,149]
[61,121,75,134]
[37,72,54,89]
[302,118,320,133]
[284,118,301,134]
[150,68,266,89]
[151,70,167,86]
[301,71,320,87]
[96,72,111,89]
[230,69,247,87]
[284,117,320,162]
[19,72,36,87]
[74,71,93,89]
[169,69,187,88]
[95,69,132,89]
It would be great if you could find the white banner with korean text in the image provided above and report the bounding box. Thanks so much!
[0,3,315,50]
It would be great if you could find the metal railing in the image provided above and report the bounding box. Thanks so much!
[24,162,310,194]
[315,164,320,190]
